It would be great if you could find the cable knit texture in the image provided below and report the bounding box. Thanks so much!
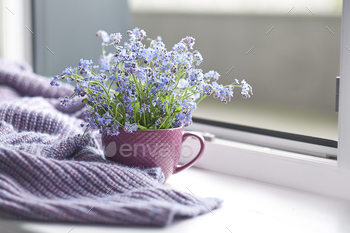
[0,59,222,226]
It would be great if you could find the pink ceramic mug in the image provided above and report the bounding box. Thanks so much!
[101,127,205,182]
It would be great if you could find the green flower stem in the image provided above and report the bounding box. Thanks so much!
[195,94,207,105]
[88,89,110,102]
[158,116,169,129]
[108,79,115,94]
[102,46,106,59]
[88,81,111,101]
[165,117,176,129]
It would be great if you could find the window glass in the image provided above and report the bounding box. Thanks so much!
[130,0,341,141]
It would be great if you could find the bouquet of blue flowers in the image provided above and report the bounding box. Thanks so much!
[50,28,252,136]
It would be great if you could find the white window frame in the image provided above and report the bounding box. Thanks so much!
[0,0,32,66]
[182,0,350,201]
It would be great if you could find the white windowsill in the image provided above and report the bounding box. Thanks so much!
[1,167,350,233]
[180,134,350,201]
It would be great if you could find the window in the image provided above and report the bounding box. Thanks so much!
[129,0,342,158]
[131,0,350,200]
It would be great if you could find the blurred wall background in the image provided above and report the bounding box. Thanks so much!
[130,3,341,139]
[32,0,130,77]
[132,13,340,112]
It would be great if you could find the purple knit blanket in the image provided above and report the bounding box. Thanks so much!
[0,59,222,226]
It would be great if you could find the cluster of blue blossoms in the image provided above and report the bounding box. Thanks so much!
[50,28,252,136]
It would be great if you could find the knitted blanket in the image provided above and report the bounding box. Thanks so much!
[0,59,222,226]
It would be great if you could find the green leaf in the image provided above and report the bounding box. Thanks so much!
[81,98,92,106]
[137,124,148,130]
[112,106,117,118]
[134,102,140,123]
[88,81,100,85]
[114,93,122,100]
[160,96,169,102]
[174,106,182,114]
[165,102,170,116]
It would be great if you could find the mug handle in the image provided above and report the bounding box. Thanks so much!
[174,131,205,174]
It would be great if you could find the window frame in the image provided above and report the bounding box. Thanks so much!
[337,0,350,169]
[0,0,33,66]
[181,0,350,201]
[190,117,338,158]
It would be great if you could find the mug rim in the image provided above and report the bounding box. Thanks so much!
[103,126,184,134]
